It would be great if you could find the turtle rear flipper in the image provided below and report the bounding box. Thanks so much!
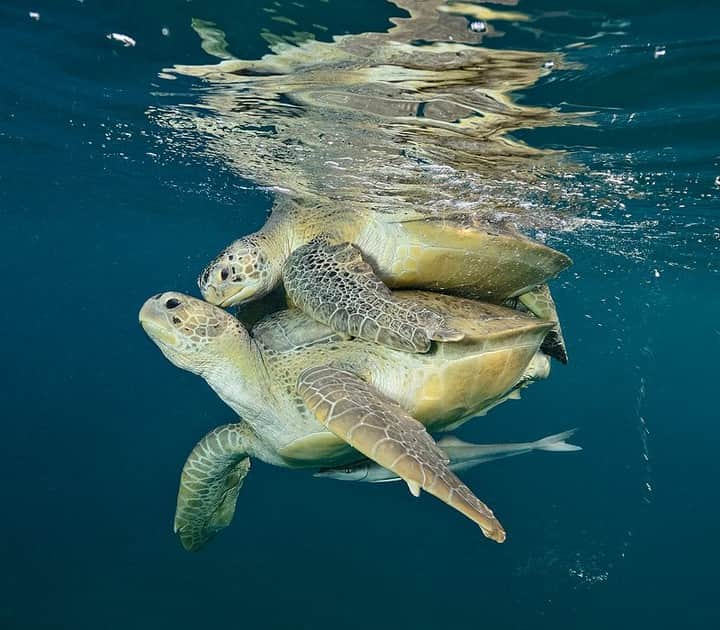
[297,365,505,542]
[283,236,463,352]
[174,423,252,552]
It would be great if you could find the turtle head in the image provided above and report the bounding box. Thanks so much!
[198,235,281,308]
[139,292,251,377]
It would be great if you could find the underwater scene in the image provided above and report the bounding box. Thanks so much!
[1,0,718,628]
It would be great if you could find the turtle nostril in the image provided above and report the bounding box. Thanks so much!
[220,268,230,281]
[165,298,181,309]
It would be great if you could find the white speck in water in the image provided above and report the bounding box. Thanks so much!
[107,33,136,47]
[29,11,40,20]
[714,175,720,187]
[469,20,487,33]
[161,27,170,37]
[654,46,666,59]
[653,269,661,278]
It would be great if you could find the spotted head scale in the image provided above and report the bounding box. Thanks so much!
[198,235,283,308]
[138,291,251,375]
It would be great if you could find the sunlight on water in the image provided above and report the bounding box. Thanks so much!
[149,1,589,227]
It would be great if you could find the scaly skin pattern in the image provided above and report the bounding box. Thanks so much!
[297,365,506,542]
[247,294,553,462]
[199,196,571,314]
[140,291,552,468]
[140,291,553,547]
[283,236,463,352]
[174,423,252,551]
[198,198,364,306]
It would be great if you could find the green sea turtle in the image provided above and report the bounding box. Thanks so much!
[198,199,571,358]
[140,289,557,551]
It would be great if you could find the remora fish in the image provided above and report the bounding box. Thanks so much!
[316,429,581,483]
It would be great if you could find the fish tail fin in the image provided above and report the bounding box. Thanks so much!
[533,429,582,452]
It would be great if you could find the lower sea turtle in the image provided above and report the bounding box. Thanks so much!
[139,289,556,551]
[198,198,571,357]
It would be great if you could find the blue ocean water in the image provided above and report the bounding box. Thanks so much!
[1,1,718,628]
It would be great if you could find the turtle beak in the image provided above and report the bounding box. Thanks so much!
[217,284,260,308]
[139,294,179,347]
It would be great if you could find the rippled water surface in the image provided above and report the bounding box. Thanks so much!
[1,1,718,628]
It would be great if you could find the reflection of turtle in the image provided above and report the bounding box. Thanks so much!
[139,289,556,551]
[198,200,571,357]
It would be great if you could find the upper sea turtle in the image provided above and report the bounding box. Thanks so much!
[140,289,557,551]
[198,199,571,358]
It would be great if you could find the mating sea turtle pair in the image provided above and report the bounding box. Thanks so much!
[198,199,570,360]
[140,288,568,551]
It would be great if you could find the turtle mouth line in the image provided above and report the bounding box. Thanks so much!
[218,285,259,308]
[218,295,242,308]
[139,316,178,348]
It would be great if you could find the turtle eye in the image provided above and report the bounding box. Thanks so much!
[165,298,181,309]
[220,268,229,281]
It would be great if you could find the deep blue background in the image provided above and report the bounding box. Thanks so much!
[1,1,718,628]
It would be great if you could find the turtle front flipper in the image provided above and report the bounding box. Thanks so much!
[297,365,506,542]
[283,237,463,353]
[174,423,252,551]
[518,284,568,364]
